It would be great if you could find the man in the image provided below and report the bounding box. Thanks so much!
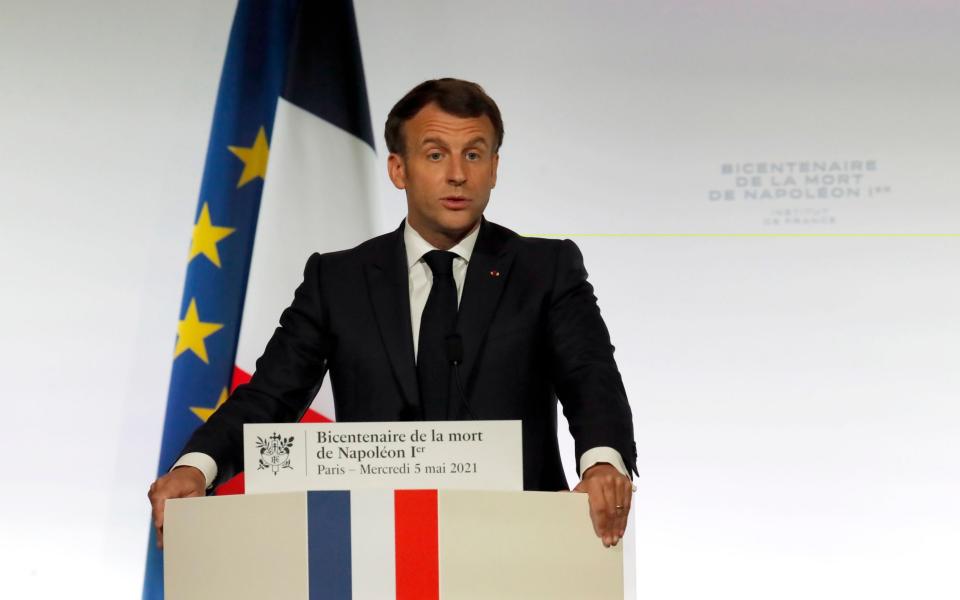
[149,78,637,549]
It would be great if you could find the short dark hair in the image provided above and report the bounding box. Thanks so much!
[384,78,504,155]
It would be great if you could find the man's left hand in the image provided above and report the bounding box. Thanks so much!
[572,463,634,547]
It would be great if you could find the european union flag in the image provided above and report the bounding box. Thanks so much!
[143,1,375,597]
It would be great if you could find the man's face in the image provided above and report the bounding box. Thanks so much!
[387,103,499,248]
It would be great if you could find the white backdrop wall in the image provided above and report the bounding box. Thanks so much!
[1,1,958,598]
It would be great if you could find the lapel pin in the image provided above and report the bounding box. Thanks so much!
[489,270,500,277]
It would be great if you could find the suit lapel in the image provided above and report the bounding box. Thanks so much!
[365,224,420,416]
[456,219,515,385]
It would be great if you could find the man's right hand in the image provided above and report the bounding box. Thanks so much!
[147,466,206,549]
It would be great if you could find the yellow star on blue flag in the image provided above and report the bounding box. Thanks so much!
[189,203,235,267]
[174,298,224,364]
[228,126,270,188]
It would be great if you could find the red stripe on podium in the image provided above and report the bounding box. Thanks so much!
[394,490,439,600]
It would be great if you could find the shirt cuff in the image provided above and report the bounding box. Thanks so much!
[172,452,218,490]
[579,447,628,478]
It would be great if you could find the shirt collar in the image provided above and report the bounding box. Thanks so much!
[404,219,480,270]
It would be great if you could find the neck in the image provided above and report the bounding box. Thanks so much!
[408,218,480,250]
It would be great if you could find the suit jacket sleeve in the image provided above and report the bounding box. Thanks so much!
[547,239,638,476]
[180,253,332,486]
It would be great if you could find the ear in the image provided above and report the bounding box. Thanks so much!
[490,152,499,189]
[387,153,407,190]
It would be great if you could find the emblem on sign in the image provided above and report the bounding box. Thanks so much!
[256,433,294,475]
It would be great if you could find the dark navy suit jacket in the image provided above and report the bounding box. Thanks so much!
[182,219,637,491]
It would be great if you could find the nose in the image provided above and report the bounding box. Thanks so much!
[446,156,466,188]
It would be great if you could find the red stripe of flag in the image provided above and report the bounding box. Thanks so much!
[394,489,439,600]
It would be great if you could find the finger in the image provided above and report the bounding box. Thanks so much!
[587,484,608,539]
[148,482,166,549]
[613,479,629,539]
[600,480,619,546]
[574,481,608,542]
[618,478,634,536]
[152,499,165,528]
[148,485,163,527]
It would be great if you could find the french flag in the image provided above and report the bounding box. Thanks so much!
[164,489,624,599]
[231,0,377,428]
[309,490,439,599]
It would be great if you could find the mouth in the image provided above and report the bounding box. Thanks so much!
[440,196,471,210]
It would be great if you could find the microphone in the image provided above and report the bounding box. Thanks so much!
[445,334,463,365]
[445,333,476,419]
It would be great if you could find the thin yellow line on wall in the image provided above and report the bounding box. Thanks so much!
[521,233,960,238]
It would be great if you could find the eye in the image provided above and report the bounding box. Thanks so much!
[427,151,443,161]
[466,151,481,161]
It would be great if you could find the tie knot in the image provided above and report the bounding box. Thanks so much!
[422,250,457,278]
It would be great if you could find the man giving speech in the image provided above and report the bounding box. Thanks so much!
[149,78,637,549]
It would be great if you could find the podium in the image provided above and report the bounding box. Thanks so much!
[164,489,624,599]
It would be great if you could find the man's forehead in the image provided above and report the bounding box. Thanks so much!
[408,104,494,145]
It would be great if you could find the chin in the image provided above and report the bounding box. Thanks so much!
[440,214,480,234]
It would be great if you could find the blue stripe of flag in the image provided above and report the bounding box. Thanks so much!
[143,1,298,598]
[308,491,353,600]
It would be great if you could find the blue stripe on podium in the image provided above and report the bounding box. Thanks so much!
[307,491,352,600]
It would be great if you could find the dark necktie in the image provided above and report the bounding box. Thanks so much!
[417,250,459,420]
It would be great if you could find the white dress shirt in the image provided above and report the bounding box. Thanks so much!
[404,218,476,358]
[175,220,626,487]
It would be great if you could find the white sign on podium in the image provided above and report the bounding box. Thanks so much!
[243,420,522,493]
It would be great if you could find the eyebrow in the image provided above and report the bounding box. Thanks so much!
[463,136,489,148]
[420,136,489,149]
